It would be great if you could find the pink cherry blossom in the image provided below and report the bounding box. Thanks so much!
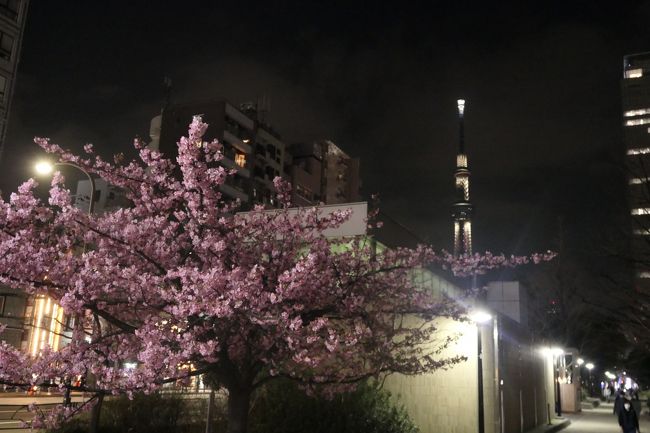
[0,116,553,433]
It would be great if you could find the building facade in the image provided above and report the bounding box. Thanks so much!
[0,0,28,161]
[0,0,29,349]
[622,52,650,287]
[151,99,287,207]
[288,140,360,206]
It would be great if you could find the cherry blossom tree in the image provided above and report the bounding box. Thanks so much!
[0,117,554,433]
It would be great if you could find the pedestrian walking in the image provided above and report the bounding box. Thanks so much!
[631,391,642,418]
[614,389,626,416]
[618,398,640,433]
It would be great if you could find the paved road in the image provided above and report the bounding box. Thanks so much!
[565,403,650,433]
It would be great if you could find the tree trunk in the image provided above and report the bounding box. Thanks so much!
[89,393,104,433]
[226,385,251,433]
[205,389,215,433]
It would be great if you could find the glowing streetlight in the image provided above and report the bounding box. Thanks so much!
[34,161,54,175]
[576,358,584,366]
[540,346,565,416]
[583,362,595,398]
[33,160,96,215]
[470,310,492,324]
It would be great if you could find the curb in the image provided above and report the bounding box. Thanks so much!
[545,419,571,433]
[526,418,571,433]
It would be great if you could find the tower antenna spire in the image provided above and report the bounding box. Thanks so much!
[452,98,473,256]
[457,99,465,154]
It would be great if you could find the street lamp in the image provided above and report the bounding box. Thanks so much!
[34,161,96,215]
[470,310,492,433]
[33,160,96,408]
[547,347,564,417]
[585,363,594,396]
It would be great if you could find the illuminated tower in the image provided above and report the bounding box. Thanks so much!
[452,99,474,256]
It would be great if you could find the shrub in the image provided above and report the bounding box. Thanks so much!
[48,392,204,433]
[49,380,418,433]
[247,380,419,433]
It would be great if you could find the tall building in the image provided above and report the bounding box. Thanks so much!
[0,1,31,349]
[288,140,360,206]
[151,99,287,207]
[622,52,650,286]
[0,0,28,161]
[149,99,361,208]
[452,99,473,256]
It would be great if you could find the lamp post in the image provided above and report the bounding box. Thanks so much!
[551,347,564,417]
[35,161,96,215]
[575,358,584,394]
[470,310,492,433]
[585,363,594,397]
[34,160,96,407]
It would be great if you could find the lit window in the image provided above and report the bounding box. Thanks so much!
[626,68,643,79]
[234,152,246,168]
[624,108,650,117]
[630,178,649,184]
[29,296,65,356]
[634,229,650,235]
[631,208,650,215]
[627,148,650,155]
[456,154,467,168]
[625,118,650,126]
[638,271,650,278]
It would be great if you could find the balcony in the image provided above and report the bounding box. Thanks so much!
[219,183,249,203]
[224,130,252,154]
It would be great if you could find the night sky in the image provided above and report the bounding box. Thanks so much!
[1,0,649,269]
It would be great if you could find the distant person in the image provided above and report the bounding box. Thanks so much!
[631,391,642,418]
[608,384,616,402]
[618,397,640,433]
[614,389,626,416]
[605,385,612,402]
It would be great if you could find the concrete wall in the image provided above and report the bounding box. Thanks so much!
[382,266,499,433]
[384,314,549,433]
[381,265,548,433]
[487,281,528,326]
[498,317,548,433]
[383,318,482,433]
